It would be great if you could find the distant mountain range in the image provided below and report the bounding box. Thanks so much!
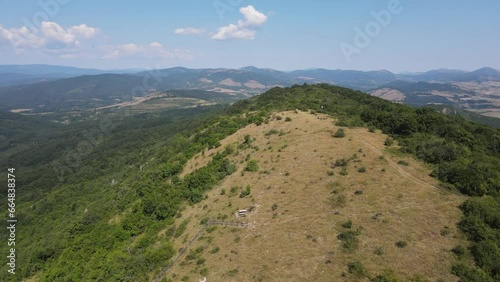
[0,64,499,117]
[1,64,499,88]
[0,64,144,87]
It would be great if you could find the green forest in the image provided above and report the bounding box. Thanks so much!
[1,83,499,281]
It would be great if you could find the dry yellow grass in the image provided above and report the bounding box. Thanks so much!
[156,110,466,282]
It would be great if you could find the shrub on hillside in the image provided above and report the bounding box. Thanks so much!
[347,261,367,276]
[395,241,407,248]
[271,203,278,211]
[384,137,394,146]
[334,158,349,167]
[333,128,346,138]
[239,185,251,198]
[338,230,361,251]
[374,247,384,256]
[341,220,353,229]
[245,160,259,172]
[265,129,279,137]
[452,263,494,282]
[451,245,466,257]
[340,168,348,176]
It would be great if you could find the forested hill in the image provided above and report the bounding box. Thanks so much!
[1,84,498,281]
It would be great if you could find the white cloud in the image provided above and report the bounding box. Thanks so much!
[212,5,268,40]
[239,5,268,26]
[0,21,99,52]
[101,42,194,60]
[0,25,45,49]
[149,41,162,48]
[174,27,204,35]
[68,24,99,38]
[212,24,256,40]
[0,22,194,63]
[40,21,77,46]
[100,43,140,59]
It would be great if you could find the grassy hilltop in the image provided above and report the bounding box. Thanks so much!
[0,84,498,281]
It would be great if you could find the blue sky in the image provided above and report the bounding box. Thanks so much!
[0,0,498,72]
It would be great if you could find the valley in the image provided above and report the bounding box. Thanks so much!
[2,65,500,123]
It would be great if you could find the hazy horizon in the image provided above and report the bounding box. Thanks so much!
[1,63,498,75]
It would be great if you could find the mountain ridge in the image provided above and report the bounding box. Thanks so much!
[1,65,500,118]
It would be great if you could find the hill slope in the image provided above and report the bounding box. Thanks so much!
[161,110,465,281]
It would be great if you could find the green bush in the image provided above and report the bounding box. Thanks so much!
[333,128,346,138]
[245,160,259,172]
[239,185,251,198]
[229,186,239,195]
[384,137,394,146]
[452,263,494,282]
[459,196,499,229]
[398,160,409,166]
[395,241,407,248]
[265,129,279,136]
[200,268,208,276]
[374,247,384,256]
[244,134,252,144]
[228,268,239,277]
[334,158,349,167]
[210,246,220,254]
[458,216,492,242]
[370,273,398,282]
[451,245,466,257]
[470,240,500,277]
[206,226,217,233]
[341,220,353,229]
[347,261,367,276]
[174,219,190,238]
[336,116,364,127]
[338,230,360,251]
